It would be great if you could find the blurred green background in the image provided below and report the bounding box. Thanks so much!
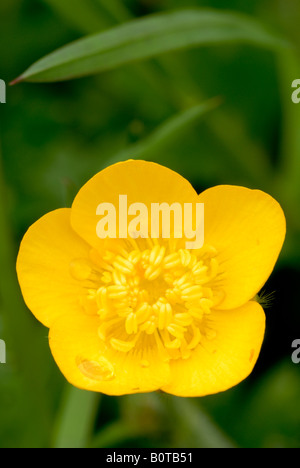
[1,0,300,448]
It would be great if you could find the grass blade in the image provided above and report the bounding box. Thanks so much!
[107,97,222,165]
[13,9,289,83]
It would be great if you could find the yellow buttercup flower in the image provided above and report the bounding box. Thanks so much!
[17,160,286,397]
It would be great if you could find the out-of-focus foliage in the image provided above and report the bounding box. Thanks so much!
[0,0,300,448]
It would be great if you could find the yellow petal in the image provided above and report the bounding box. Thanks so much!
[71,160,199,249]
[17,209,91,328]
[49,313,171,395]
[198,185,286,309]
[162,301,265,397]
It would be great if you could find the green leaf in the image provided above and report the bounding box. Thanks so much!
[53,385,100,448]
[14,9,289,83]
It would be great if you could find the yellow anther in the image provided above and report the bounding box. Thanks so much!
[144,265,162,281]
[137,289,148,303]
[167,323,185,339]
[165,288,182,304]
[136,303,151,323]
[181,285,203,301]
[157,296,167,305]
[107,284,128,299]
[96,287,108,310]
[112,270,127,285]
[157,302,172,330]
[195,276,211,286]
[128,276,140,287]
[127,250,141,264]
[130,286,139,298]
[174,313,193,327]
[110,338,136,352]
[140,320,156,335]
[179,249,192,267]
[163,253,181,269]
[177,281,194,292]
[149,245,166,266]
[163,273,174,285]
[114,299,130,310]
[76,242,219,361]
[125,313,138,335]
[113,256,135,274]
[117,307,134,318]
[192,262,207,275]
[175,272,191,287]
[141,250,150,261]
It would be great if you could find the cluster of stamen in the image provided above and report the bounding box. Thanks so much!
[70,239,221,368]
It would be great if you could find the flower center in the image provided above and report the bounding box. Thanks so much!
[70,239,222,366]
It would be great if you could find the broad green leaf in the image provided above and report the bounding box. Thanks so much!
[14,9,289,83]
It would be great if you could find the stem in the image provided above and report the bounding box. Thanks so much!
[53,385,100,448]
